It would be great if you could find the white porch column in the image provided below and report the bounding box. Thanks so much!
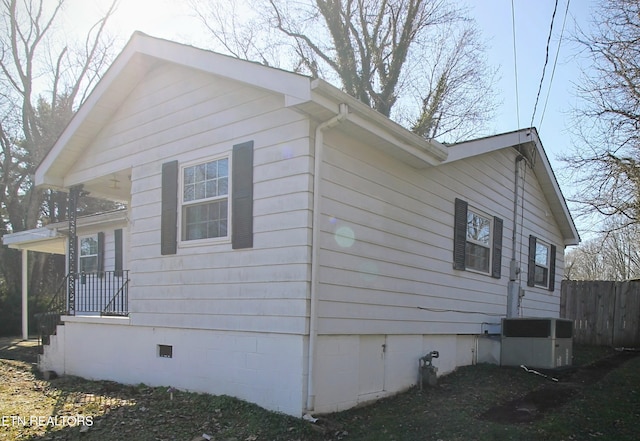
[21,248,28,340]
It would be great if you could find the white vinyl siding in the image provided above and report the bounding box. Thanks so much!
[63,60,565,333]
[316,130,565,334]
[68,64,312,334]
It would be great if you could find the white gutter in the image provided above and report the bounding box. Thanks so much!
[310,79,448,166]
[306,103,349,413]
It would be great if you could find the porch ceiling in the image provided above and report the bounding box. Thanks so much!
[78,168,132,203]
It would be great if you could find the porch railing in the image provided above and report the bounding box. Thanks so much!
[35,270,130,352]
[101,271,130,316]
[75,270,130,316]
[34,275,69,349]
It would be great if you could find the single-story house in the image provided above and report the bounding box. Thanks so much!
[2,32,579,416]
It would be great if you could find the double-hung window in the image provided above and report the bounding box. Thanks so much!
[465,209,492,273]
[534,241,550,286]
[182,158,229,241]
[79,235,99,273]
[453,198,503,278]
[527,235,556,291]
[161,141,254,255]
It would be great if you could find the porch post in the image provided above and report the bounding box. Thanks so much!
[21,249,28,340]
[67,184,82,315]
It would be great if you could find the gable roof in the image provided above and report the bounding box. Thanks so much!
[34,33,578,246]
[35,32,448,190]
[445,128,580,246]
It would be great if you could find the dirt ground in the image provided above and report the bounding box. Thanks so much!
[1,337,639,441]
[0,337,39,363]
[480,350,639,423]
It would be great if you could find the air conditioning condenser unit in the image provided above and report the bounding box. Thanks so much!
[500,317,573,369]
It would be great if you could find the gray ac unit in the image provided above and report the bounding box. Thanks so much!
[500,317,573,369]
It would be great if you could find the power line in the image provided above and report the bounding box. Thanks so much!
[530,0,560,129]
[538,0,571,130]
[511,0,521,128]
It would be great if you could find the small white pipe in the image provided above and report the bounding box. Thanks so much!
[22,249,28,340]
[306,103,348,412]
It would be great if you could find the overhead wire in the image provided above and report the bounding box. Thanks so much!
[538,0,571,130]
[530,0,560,130]
[510,0,521,129]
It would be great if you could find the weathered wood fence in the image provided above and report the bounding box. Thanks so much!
[560,280,640,347]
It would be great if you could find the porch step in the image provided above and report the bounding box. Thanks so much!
[35,312,64,353]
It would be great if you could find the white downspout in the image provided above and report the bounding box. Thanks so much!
[306,103,348,413]
[22,249,28,340]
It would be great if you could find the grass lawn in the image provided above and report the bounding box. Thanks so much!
[1,339,638,441]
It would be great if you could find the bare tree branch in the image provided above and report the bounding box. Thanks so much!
[191,0,497,141]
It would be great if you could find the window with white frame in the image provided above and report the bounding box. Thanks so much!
[79,235,99,273]
[453,198,503,279]
[465,209,492,273]
[527,235,556,291]
[181,157,229,241]
[534,240,550,287]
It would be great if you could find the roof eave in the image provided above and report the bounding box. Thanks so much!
[35,32,313,190]
[2,226,65,254]
[307,79,448,168]
[447,128,580,246]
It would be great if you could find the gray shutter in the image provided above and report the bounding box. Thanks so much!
[491,216,503,279]
[453,198,468,270]
[548,244,557,292]
[232,141,254,249]
[527,235,537,287]
[114,228,123,276]
[161,160,179,255]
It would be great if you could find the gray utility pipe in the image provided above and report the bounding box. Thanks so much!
[507,155,525,318]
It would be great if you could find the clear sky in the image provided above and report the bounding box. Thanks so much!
[466,0,596,236]
[64,0,596,233]
[467,0,594,160]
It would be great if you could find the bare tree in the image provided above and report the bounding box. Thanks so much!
[563,0,640,231]
[0,0,117,229]
[190,0,497,142]
[0,0,117,335]
[565,218,640,281]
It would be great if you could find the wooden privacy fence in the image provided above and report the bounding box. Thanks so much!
[561,280,640,347]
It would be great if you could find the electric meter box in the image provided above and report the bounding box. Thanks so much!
[500,317,573,369]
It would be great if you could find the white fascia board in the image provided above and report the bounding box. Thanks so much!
[133,33,311,105]
[530,135,581,246]
[36,173,65,190]
[35,36,151,188]
[36,32,312,189]
[2,227,65,254]
[444,129,535,164]
[309,79,448,166]
[2,209,128,252]
[448,128,580,246]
